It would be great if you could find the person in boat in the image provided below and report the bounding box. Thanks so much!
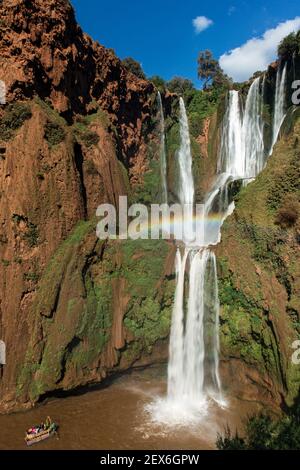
[25,417,58,442]
[45,416,52,429]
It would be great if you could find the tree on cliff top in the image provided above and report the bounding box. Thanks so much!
[197,50,230,89]
[122,57,146,80]
[166,77,195,96]
[149,75,166,93]
[278,30,300,60]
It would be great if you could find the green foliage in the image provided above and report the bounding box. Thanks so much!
[73,110,111,147]
[103,239,174,354]
[278,30,300,59]
[23,222,39,247]
[34,97,66,126]
[23,272,40,283]
[133,160,161,205]
[275,193,299,228]
[218,254,284,377]
[219,275,258,312]
[216,426,248,450]
[267,151,300,210]
[0,102,32,141]
[186,88,224,135]
[12,214,39,247]
[75,126,99,148]
[122,57,146,79]
[188,112,203,138]
[44,121,66,147]
[166,77,195,96]
[217,398,300,450]
[149,75,166,92]
[197,50,231,88]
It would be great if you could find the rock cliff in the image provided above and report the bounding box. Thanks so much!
[0,0,299,414]
[0,0,175,412]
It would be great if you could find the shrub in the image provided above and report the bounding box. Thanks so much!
[217,397,300,450]
[267,152,300,210]
[188,111,203,138]
[149,75,166,92]
[0,103,32,141]
[122,57,146,80]
[278,30,300,59]
[23,223,39,247]
[166,77,195,96]
[23,272,40,283]
[275,194,299,228]
[79,129,99,148]
[44,121,66,147]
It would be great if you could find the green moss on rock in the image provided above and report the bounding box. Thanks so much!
[17,222,175,403]
[0,102,32,141]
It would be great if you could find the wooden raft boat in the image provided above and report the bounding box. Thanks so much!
[25,416,58,446]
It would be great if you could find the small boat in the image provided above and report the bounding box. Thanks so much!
[25,416,58,446]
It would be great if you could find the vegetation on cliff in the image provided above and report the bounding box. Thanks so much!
[217,111,300,405]
[217,395,300,450]
[16,219,175,402]
[0,0,299,423]
[0,102,32,141]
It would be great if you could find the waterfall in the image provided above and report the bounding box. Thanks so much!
[157,92,168,203]
[165,79,267,418]
[219,77,265,179]
[167,248,188,400]
[203,251,222,397]
[166,98,223,415]
[242,77,265,177]
[218,90,243,176]
[176,97,195,243]
[205,77,265,247]
[182,249,209,399]
[270,63,287,154]
[149,69,287,426]
[177,97,194,207]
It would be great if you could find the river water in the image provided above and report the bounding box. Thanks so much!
[0,367,263,450]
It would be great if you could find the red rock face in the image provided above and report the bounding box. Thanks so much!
[0,0,174,412]
[0,0,155,170]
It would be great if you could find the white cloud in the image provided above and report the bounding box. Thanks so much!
[219,17,300,82]
[193,16,213,34]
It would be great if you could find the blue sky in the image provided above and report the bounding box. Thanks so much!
[71,0,300,84]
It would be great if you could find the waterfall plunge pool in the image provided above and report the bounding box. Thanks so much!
[0,366,265,450]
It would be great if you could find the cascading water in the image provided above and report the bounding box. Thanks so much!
[242,77,265,177]
[176,97,195,243]
[167,248,188,401]
[218,90,243,176]
[148,69,286,427]
[166,99,209,409]
[157,92,168,203]
[177,98,194,207]
[153,98,224,424]
[219,77,265,179]
[202,251,222,400]
[270,63,287,154]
